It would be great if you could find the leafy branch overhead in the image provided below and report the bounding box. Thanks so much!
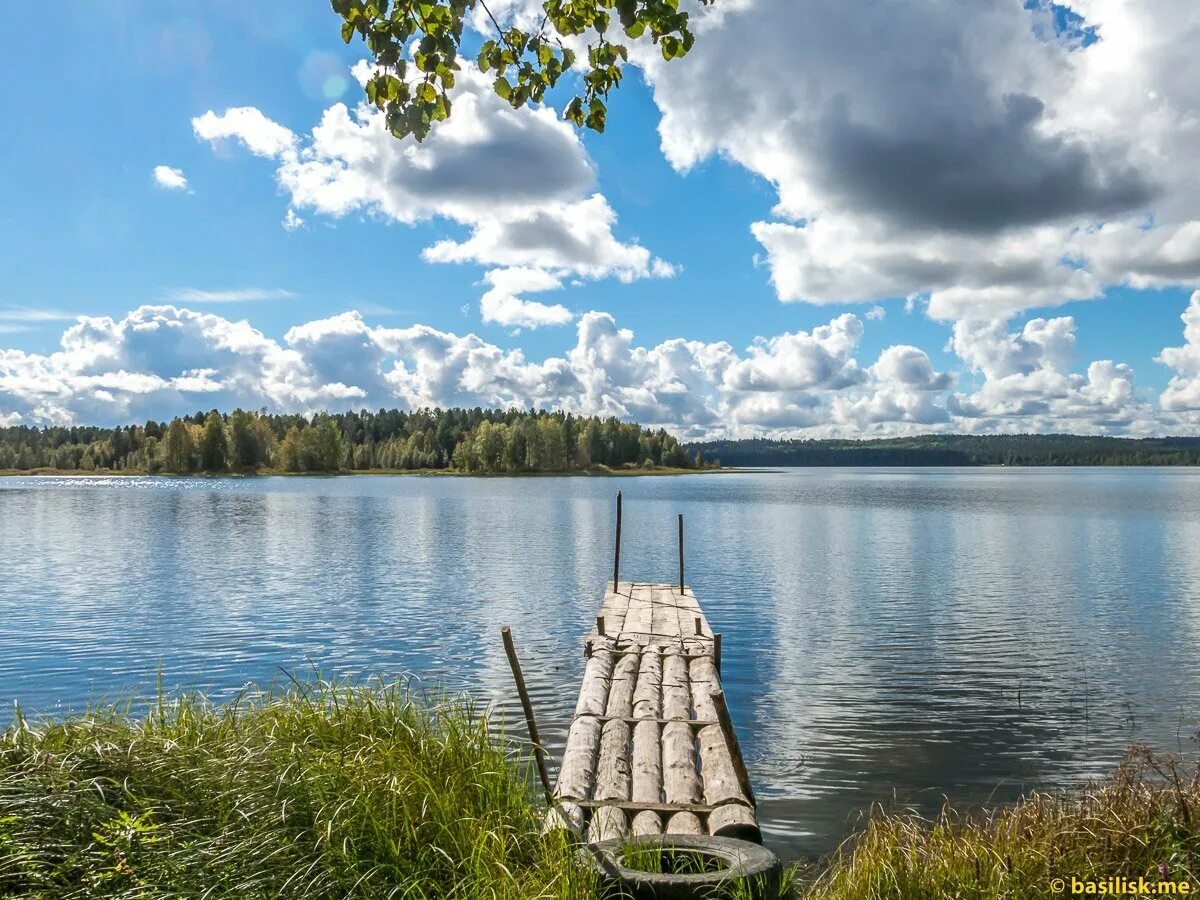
[332,0,711,141]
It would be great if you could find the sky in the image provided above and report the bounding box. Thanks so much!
[3,0,1200,439]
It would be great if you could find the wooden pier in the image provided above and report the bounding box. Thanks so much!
[546,581,761,845]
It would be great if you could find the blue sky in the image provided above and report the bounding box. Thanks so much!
[3,0,1200,437]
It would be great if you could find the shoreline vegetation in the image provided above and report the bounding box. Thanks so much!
[2,682,1197,899]
[0,407,718,477]
[688,434,1200,467]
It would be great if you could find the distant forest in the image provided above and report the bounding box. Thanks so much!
[685,434,1200,467]
[0,408,710,475]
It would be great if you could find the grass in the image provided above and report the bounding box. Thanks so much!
[3,682,1199,899]
[0,679,591,899]
[804,743,1200,899]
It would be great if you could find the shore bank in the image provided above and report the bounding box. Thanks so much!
[0,465,733,479]
[3,682,1196,898]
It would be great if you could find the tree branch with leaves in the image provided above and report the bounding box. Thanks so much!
[332,0,711,141]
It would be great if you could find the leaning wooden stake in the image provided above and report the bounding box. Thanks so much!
[501,626,553,803]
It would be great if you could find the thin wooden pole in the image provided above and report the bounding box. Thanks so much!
[678,513,684,593]
[613,491,623,592]
[501,626,553,803]
[714,632,722,675]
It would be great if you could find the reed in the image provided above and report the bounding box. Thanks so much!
[0,678,593,899]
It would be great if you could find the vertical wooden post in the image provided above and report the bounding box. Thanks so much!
[596,615,606,636]
[501,626,553,803]
[714,632,722,675]
[678,513,684,594]
[613,491,622,592]
[694,615,702,636]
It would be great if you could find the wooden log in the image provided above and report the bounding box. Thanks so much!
[665,811,703,835]
[606,646,641,718]
[544,801,585,835]
[588,804,628,843]
[631,810,663,836]
[545,714,603,835]
[556,716,604,802]
[631,719,663,835]
[632,649,663,720]
[574,649,615,717]
[710,687,757,807]
[661,652,691,721]
[696,725,749,808]
[662,720,701,808]
[707,801,760,842]
[590,648,639,843]
[594,718,633,803]
[689,656,751,812]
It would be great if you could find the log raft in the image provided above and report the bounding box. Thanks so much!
[548,582,760,844]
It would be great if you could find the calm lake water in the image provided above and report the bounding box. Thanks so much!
[3,468,1200,860]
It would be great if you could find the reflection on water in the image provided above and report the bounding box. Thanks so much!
[3,468,1200,860]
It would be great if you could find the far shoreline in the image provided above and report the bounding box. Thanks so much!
[0,465,742,479]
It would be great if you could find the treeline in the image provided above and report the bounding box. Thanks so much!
[0,408,710,474]
[686,434,1200,467]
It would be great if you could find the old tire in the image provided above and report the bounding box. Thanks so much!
[584,834,782,899]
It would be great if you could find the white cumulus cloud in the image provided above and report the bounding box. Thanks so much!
[193,62,672,329]
[152,165,189,191]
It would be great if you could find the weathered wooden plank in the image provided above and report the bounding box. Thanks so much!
[650,585,675,638]
[626,583,655,636]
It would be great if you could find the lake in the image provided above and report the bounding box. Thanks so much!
[3,468,1200,861]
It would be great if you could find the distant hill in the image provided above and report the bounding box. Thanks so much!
[685,434,1200,467]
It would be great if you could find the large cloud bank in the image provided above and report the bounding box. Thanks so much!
[4,296,1200,435]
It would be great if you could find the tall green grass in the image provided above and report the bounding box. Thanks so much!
[0,679,592,899]
[4,680,1198,900]
[805,743,1200,899]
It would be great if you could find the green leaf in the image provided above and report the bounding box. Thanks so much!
[341,20,356,43]
[493,76,513,100]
